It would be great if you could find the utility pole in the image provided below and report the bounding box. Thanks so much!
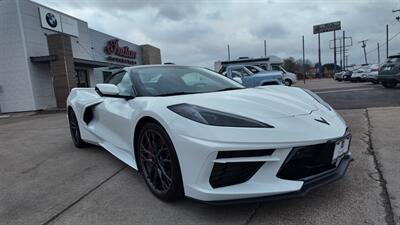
[377,42,381,64]
[318,33,321,69]
[302,35,305,84]
[359,39,368,65]
[339,38,342,70]
[264,40,267,57]
[343,31,346,69]
[227,44,231,60]
[333,31,337,73]
[386,24,389,58]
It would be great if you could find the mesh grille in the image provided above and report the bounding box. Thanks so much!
[277,142,336,180]
[209,162,264,188]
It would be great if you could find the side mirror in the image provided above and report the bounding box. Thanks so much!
[232,77,243,84]
[95,83,119,96]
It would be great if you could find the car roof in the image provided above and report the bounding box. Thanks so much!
[123,65,202,71]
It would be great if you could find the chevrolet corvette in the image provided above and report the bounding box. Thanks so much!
[67,65,352,203]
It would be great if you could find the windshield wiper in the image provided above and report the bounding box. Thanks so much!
[214,87,244,92]
[157,92,198,97]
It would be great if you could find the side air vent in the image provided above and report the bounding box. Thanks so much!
[83,106,95,124]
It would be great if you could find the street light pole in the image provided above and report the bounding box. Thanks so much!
[333,31,337,74]
[302,35,305,84]
[227,44,231,60]
[343,31,346,69]
[386,24,389,58]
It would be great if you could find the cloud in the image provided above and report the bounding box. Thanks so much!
[33,0,400,68]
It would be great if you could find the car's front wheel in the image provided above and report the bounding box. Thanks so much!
[382,82,397,88]
[284,79,292,86]
[138,122,184,201]
[68,109,87,148]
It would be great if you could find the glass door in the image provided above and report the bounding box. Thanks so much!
[75,69,89,87]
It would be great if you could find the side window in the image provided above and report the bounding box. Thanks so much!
[181,72,201,86]
[107,71,134,96]
[231,68,243,78]
[246,66,258,74]
[107,71,125,85]
[240,68,251,76]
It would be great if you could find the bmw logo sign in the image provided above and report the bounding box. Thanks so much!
[45,13,57,28]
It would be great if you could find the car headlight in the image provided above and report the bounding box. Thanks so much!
[303,89,332,111]
[168,103,274,128]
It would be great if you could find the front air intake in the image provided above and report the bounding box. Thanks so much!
[209,162,264,188]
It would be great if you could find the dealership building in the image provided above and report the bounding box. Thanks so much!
[0,0,162,113]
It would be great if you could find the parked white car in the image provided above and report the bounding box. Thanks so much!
[366,64,380,84]
[350,68,369,82]
[67,65,351,203]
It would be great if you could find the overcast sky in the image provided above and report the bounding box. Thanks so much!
[33,0,400,68]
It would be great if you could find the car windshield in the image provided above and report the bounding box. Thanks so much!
[131,66,244,97]
[245,65,264,73]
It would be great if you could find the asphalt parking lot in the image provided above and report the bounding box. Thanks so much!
[1,79,400,225]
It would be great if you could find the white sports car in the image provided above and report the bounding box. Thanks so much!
[67,65,352,203]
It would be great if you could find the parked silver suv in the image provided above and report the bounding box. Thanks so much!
[378,54,400,88]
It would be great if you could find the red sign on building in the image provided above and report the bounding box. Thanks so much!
[104,39,137,65]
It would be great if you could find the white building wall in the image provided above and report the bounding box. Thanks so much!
[70,20,93,61]
[19,0,57,110]
[0,0,35,113]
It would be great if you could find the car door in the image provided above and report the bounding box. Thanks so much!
[92,70,137,154]
[240,68,254,87]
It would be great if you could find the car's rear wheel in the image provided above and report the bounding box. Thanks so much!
[138,123,184,201]
[382,82,398,88]
[68,109,87,148]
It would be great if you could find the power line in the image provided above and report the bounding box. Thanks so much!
[365,30,400,56]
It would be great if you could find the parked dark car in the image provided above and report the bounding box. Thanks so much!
[378,54,400,88]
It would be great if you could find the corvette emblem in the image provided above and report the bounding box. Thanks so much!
[45,13,57,28]
[315,117,330,125]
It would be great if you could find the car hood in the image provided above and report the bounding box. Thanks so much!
[159,86,321,120]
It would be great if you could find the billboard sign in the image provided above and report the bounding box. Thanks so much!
[313,21,341,34]
[39,7,79,37]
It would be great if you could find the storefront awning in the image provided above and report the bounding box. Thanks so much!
[30,55,57,63]
[73,58,112,68]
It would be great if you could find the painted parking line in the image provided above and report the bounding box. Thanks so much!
[314,87,376,94]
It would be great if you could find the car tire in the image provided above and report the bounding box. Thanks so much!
[356,77,362,82]
[138,122,184,202]
[371,80,379,84]
[68,109,87,148]
[382,82,398,88]
[284,79,292,86]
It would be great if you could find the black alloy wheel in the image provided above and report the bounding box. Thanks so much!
[284,79,292,86]
[68,109,87,148]
[138,123,183,201]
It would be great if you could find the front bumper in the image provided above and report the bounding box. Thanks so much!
[172,129,351,202]
[377,74,400,82]
[202,154,352,204]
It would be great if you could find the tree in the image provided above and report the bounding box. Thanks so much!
[283,57,313,74]
[282,57,299,73]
